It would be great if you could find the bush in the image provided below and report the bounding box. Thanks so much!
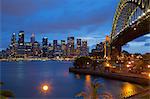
[74,57,92,69]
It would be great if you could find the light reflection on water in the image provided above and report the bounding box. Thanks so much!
[16,64,24,79]
[0,61,145,98]
[38,81,53,95]
[85,75,91,91]
[121,82,137,97]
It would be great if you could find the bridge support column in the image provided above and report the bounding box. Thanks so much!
[111,46,121,60]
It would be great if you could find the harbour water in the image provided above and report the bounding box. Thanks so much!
[0,61,145,98]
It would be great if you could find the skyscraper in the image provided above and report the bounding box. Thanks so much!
[17,31,25,58]
[33,41,41,57]
[30,33,35,44]
[18,31,24,46]
[42,37,48,57]
[67,37,74,56]
[81,40,89,56]
[61,40,66,56]
[53,40,58,51]
[25,42,32,57]
[91,42,104,58]
[11,33,16,46]
[10,33,17,57]
[48,43,53,58]
[76,39,81,56]
[42,37,48,46]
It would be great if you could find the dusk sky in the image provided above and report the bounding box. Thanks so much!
[1,0,150,53]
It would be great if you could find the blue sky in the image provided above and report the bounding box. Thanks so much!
[0,0,150,53]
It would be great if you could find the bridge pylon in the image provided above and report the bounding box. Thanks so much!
[110,45,121,60]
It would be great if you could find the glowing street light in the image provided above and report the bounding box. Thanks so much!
[131,61,134,63]
[134,28,136,31]
[42,85,49,91]
[148,65,150,68]
[106,63,110,67]
[142,13,146,16]
[39,82,52,95]
[127,65,130,68]
[128,62,131,64]
[87,62,89,65]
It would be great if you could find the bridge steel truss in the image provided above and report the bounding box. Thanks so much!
[110,0,150,59]
[111,0,150,39]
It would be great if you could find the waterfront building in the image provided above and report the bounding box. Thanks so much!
[76,39,82,56]
[30,33,35,44]
[18,31,24,46]
[9,33,17,57]
[61,40,67,56]
[25,42,32,57]
[48,43,54,58]
[67,37,74,56]
[33,41,41,57]
[91,42,104,58]
[42,37,48,57]
[53,40,58,51]
[81,40,89,56]
[53,44,62,57]
[16,31,25,58]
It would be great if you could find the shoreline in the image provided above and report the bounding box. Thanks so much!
[69,67,150,86]
[0,58,75,62]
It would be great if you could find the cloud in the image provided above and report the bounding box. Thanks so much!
[144,43,150,46]
[133,34,150,42]
[1,0,67,16]
[122,34,150,54]
[1,0,116,34]
[123,44,130,48]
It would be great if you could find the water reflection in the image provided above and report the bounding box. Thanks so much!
[17,63,24,79]
[63,71,69,77]
[39,81,52,95]
[75,74,81,79]
[85,75,91,91]
[1,61,145,98]
[121,82,137,98]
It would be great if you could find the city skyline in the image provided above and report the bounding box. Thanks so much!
[1,0,150,98]
[1,0,150,54]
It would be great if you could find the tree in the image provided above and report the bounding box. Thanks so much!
[74,57,92,69]
[76,80,112,99]
[92,60,99,70]
[0,82,14,99]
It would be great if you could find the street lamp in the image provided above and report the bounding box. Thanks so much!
[87,62,89,65]
[127,65,130,68]
[106,63,110,67]
[148,65,150,68]
[128,61,131,64]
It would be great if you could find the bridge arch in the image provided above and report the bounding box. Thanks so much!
[111,0,150,39]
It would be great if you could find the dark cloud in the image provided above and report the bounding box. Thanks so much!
[1,0,116,34]
[27,5,113,33]
[133,35,150,42]
[1,0,67,16]
[144,43,150,46]
[123,44,130,48]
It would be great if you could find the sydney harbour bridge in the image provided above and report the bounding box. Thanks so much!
[109,0,150,58]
